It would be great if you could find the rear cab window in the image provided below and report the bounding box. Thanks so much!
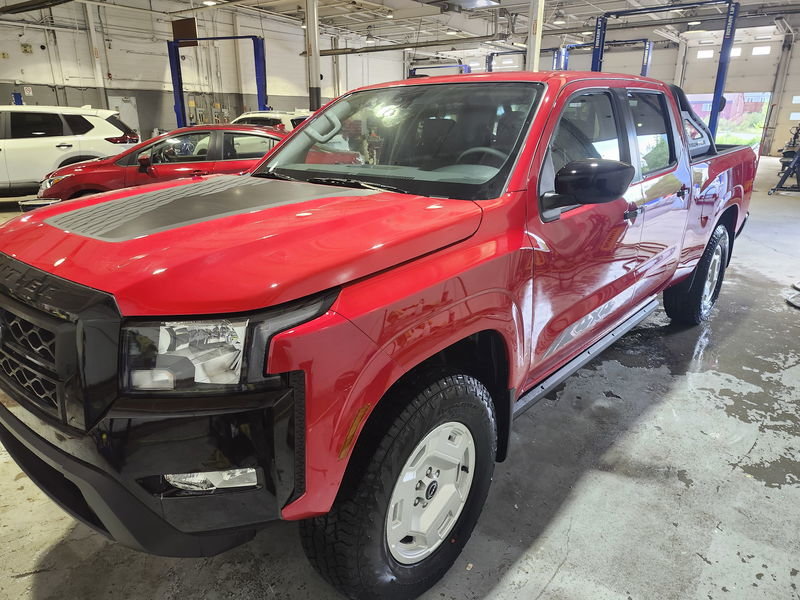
[10,112,64,138]
[626,91,676,175]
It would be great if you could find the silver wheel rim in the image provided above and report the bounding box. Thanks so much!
[385,421,476,565]
[701,233,726,315]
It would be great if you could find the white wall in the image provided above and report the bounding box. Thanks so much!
[0,0,404,113]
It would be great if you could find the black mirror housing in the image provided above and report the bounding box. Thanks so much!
[554,158,635,205]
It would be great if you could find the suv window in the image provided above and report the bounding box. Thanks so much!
[540,92,622,195]
[10,112,64,138]
[627,92,674,174]
[64,114,94,135]
[222,132,279,160]
[141,131,211,164]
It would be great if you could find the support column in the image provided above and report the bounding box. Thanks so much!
[526,0,545,72]
[83,5,108,108]
[305,0,322,110]
[674,38,688,87]
[761,29,795,155]
[708,1,739,138]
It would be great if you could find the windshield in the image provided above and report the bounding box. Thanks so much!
[255,82,543,200]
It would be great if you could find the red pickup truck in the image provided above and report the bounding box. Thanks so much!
[0,72,754,600]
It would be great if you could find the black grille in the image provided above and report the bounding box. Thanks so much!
[0,352,58,413]
[2,310,56,366]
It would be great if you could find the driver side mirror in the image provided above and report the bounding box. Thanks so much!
[542,158,635,212]
[137,154,152,171]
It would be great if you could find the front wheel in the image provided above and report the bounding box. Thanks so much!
[664,223,730,324]
[300,374,497,600]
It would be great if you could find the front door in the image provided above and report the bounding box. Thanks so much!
[525,85,645,386]
[6,111,75,186]
[624,89,692,300]
[126,130,214,188]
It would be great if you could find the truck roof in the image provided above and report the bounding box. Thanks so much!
[354,70,661,93]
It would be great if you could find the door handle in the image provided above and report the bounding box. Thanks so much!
[623,206,643,221]
[676,185,690,198]
[55,143,73,149]
[191,170,208,177]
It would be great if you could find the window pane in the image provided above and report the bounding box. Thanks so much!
[730,47,742,57]
[222,132,279,160]
[10,112,64,138]
[628,92,673,174]
[697,49,714,59]
[64,114,94,135]
[752,46,771,56]
[790,112,800,121]
[143,132,211,164]
[549,93,621,175]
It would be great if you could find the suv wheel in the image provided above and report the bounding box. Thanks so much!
[664,223,730,325]
[300,373,496,600]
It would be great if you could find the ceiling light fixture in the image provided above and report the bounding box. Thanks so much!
[446,29,458,35]
[387,11,393,19]
[301,22,307,29]
[581,30,592,35]
[552,9,567,26]
[365,26,377,44]
[202,0,218,5]
[687,20,701,26]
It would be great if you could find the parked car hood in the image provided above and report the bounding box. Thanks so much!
[45,155,115,179]
[0,175,482,316]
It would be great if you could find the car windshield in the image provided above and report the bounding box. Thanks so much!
[255,82,543,200]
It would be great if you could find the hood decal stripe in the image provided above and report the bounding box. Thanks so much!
[45,176,377,242]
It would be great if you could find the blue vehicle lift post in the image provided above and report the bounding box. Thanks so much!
[559,38,653,76]
[168,35,268,128]
[485,48,561,72]
[408,64,472,77]
[590,0,739,137]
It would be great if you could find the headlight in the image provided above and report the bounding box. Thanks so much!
[39,174,71,193]
[122,293,336,394]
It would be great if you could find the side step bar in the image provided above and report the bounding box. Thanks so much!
[513,299,659,418]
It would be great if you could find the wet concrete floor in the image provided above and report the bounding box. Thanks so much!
[0,157,798,599]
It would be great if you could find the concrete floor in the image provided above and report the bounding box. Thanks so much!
[0,157,798,600]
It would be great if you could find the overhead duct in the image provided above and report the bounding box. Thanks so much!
[0,0,73,13]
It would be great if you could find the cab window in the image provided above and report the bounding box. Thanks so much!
[141,132,211,164]
[627,92,675,174]
[540,92,623,195]
[221,132,279,160]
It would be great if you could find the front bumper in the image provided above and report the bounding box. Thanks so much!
[0,383,300,556]
[0,253,304,557]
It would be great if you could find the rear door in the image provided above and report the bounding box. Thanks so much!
[624,88,692,299]
[217,131,281,174]
[6,111,75,185]
[125,130,214,187]
[525,83,645,385]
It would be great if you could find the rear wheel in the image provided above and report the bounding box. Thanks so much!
[664,223,730,325]
[300,373,496,600]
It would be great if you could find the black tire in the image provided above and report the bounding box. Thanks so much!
[664,223,730,325]
[300,373,497,600]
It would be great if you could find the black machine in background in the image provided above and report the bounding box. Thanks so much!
[769,124,800,195]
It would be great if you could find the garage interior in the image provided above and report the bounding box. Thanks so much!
[0,0,799,599]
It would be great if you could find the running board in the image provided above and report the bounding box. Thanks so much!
[513,299,659,418]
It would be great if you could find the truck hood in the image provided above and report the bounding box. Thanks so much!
[0,175,482,316]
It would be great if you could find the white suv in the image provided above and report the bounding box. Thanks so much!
[0,105,139,193]
[231,110,311,131]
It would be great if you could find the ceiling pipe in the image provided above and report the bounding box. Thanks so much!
[316,32,507,55]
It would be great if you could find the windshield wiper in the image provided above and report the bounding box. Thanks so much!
[252,170,300,182]
[306,177,410,195]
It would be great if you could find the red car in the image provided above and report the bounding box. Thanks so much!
[37,124,287,201]
[0,72,754,599]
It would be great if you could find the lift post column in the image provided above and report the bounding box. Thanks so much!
[708,2,739,137]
